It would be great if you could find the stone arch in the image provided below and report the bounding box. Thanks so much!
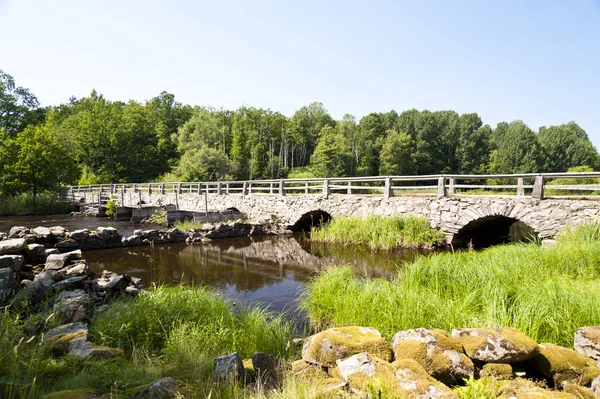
[451,215,538,248]
[289,210,333,232]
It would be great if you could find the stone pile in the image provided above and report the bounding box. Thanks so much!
[211,326,600,398]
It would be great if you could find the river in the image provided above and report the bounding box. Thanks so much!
[0,215,430,315]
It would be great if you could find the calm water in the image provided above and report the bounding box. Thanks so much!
[1,215,430,315]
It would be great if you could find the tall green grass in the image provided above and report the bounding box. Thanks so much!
[302,222,600,346]
[310,215,445,250]
[0,192,72,216]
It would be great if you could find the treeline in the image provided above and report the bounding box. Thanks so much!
[1,70,598,200]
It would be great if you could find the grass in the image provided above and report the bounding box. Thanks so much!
[311,215,445,250]
[172,218,207,230]
[1,285,299,399]
[302,222,600,347]
[0,192,72,216]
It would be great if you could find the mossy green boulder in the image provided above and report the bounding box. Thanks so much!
[392,358,457,398]
[480,363,514,380]
[391,328,474,385]
[535,343,600,387]
[496,378,577,398]
[302,326,392,367]
[451,327,539,363]
[574,326,600,364]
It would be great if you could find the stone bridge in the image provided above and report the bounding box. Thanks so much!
[68,173,600,247]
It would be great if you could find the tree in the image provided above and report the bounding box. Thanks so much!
[356,113,385,176]
[310,125,352,177]
[379,131,414,175]
[173,146,232,181]
[12,121,78,202]
[0,70,41,135]
[0,128,18,196]
[288,102,335,169]
[489,121,546,174]
[539,122,599,172]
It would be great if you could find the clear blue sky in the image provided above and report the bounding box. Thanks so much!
[1,0,599,145]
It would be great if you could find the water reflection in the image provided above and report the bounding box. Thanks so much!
[85,235,429,314]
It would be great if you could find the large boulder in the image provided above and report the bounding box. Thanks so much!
[496,378,578,398]
[0,267,18,305]
[32,226,51,236]
[9,226,29,237]
[55,239,79,251]
[336,352,393,394]
[451,327,539,363]
[302,326,392,367]
[25,243,47,264]
[391,328,474,385]
[0,254,24,274]
[252,352,281,388]
[45,249,83,270]
[575,327,600,365]
[70,229,90,241]
[392,358,457,398]
[480,363,514,380]
[166,228,187,243]
[0,238,27,255]
[43,322,89,355]
[49,276,85,295]
[53,289,92,323]
[131,377,177,399]
[49,226,66,238]
[96,227,121,242]
[535,343,600,387]
[213,352,245,382]
[13,270,56,307]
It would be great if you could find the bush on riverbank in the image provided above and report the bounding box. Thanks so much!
[0,192,71,216]
[310,215,445,250]
[302,222,600,347]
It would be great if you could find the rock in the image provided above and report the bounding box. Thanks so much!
[45,248,60,257]
[43,322,89,355]
[55,239,79,251]
[563,383,595,399]
[392,358,457,398]
[49,226,66,237]
[200,223,214,231]
[131,377,177,399]
[290,360,348,395]
[125,286,140,296]
[480,363,514,380]
[535,342,600,387]
[53,289,92,323]
[32,226,51,236]
[25,243,47,264]
[123,235,143,246]
[391,328,474,385]
[134,229,143,236]
[496,378,577,398]
[100,275,132,294]
[70,229,90,241]
[68,335,124,359]
[336,352,390,394]
[0,267,18,305]
[13,270,56,307]
[49,276,85,294]
[0,254,24,273]
[575,327,600,365]
[252,352,280,388]
[213,352,245,382]
[96,226,119,240]
[302,326,392,367]
[0,238,27,255]
[166,228,187,242]
[65,262,89,276]
[451,327,539,363]
[45,249,83,270]
[9,226,29,237]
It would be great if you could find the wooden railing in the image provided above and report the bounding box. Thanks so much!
[63,172,600,202]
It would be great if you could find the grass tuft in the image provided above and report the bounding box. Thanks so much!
[310,215,445,250]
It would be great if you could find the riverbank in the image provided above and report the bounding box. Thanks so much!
[0,193,72,217]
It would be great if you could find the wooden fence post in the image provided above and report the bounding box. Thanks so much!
[448,177,456,195]
[242,182,248,196]
[217,182,222,195]
[347,181,352,195]
[532,175,545,200]
[279,180,285,196]
[323,179,330,199]
[517,178,525,196]
[305,182,309,194]
[437,176,446,198]
[384,176,393,199]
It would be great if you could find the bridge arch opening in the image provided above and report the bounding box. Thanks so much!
[452,216,538,249]
[290,210,332,232]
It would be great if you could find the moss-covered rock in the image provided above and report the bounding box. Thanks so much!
[563,383,595,399]
[42,389,98,399]
[496,378,577,398]
[535,343,600,387]
[336,352,392,393]
[480,363,514,380]
[451,327,539,363]
[391,328,474,385]
[392,358,457,398]
[302,326,392,367]
[131,377,177,399]
[43,322,89,356]
[574,326,600,364]
[291,360,347,397]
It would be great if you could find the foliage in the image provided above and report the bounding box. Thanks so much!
[546,165,599,195]
[489,121,546,174]
[0,70,41,135]
[309,125,352,177]
[311,215,445,250]
[303,222,600,346]
[104,199,116,218]
[379,131,414,175]
[0,192,72,216]
[539,122,599,172]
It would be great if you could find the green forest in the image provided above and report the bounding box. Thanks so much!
[1,69,598,201]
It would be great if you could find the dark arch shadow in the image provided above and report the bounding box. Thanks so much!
[289,210,332,232]
[225,207,241,213]
[452,216,538,249]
